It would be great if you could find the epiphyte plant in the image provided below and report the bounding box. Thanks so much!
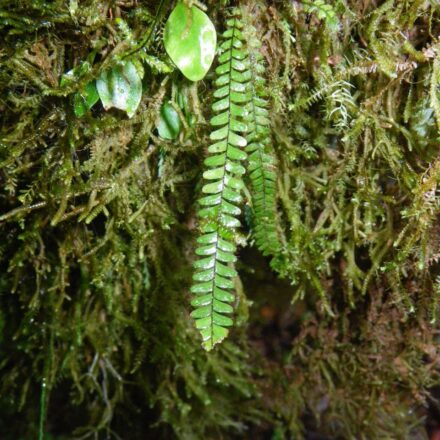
[190,7,280,350]
[4,0,440,437]
[164,1,217,81]
[190,8,250,350]
[63,0,278,350]
[243,23,281,258]
[96,61,143,118]
[62,59,144,118]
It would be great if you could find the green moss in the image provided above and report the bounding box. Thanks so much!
[1,0,440,438]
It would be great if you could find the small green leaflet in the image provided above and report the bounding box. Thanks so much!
[157,103,182,140]
[164,2,217,81]
[61,61,99,117]
[96,60,143,118]
[73,82,99,117]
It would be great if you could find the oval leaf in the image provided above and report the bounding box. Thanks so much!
[96,61,142,118]
[164,2,216,81]
[157,102,182,140]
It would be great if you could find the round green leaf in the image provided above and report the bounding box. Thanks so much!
[96,61,142,118]
[157,102,182,140]
[164,2,217,81]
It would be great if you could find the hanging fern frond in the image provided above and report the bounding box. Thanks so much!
[191,10,250,351]
[243,22,281,257]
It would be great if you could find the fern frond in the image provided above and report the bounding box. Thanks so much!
[191,10,250,351]
[243,24,281,257]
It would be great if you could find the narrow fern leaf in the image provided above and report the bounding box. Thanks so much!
[243,23,282,257]
[192,10,250,351]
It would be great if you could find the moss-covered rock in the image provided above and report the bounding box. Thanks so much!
[1,0,440,438]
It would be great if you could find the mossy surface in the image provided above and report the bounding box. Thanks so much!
[1,0,440,438]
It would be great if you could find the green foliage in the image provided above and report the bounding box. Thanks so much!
[301,0,339,31]
[2,0,440,438]
[96,60,143,118]
[243,22,281,257]
[191,9,249,351]
[61,61,100,117]
[164,1,217,81]
[190,8,282,349]
[157,102,182,140]
[73,81,99,117]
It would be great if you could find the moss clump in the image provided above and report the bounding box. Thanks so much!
[1,0,440,438]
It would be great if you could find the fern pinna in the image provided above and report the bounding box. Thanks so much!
[191,11,250,350]
[243,25,281,257]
